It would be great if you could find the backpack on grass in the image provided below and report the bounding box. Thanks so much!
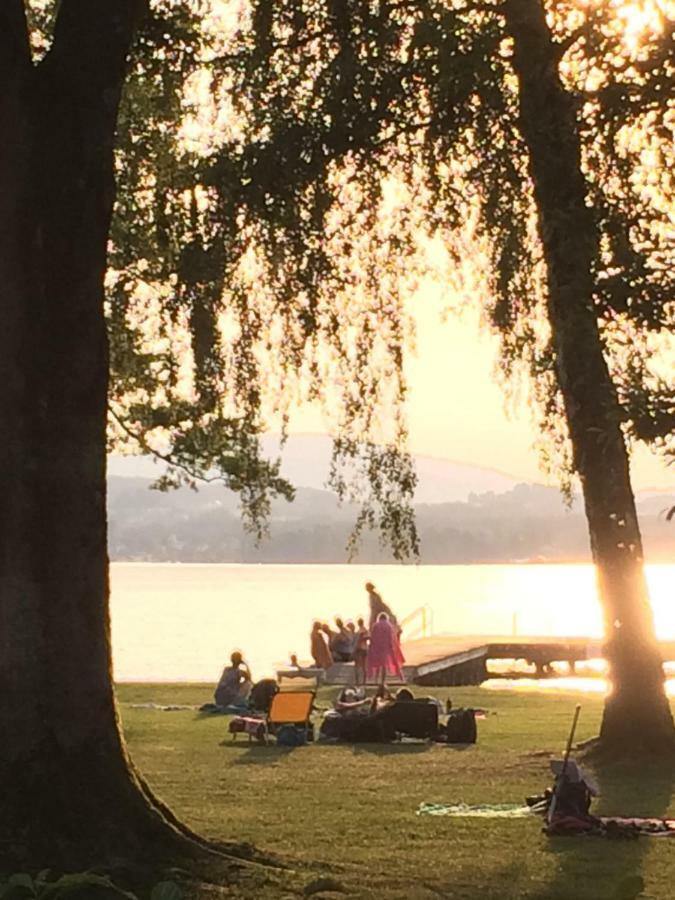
[249,678,279,712]
[276,724,308,746]
[443,708,477,744]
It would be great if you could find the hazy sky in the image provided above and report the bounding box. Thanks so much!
[145,0,674,494]
[291,277,673,491]
[264,0,674,492]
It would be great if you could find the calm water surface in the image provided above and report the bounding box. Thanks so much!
[110,562,674,691]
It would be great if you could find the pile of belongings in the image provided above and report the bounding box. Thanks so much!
[319,688,478,744]
[229,715,267,742]
[529,760,675,839]
[418,759,675,839]
[200,677,280,716]
[224,679,282,743]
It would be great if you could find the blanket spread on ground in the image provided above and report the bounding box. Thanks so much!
[548,815,675,838]
[417,803,534,818]
[417,803,675,837]
[129,703,197,711]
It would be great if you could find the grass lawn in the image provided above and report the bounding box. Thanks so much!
[118,684,675,899]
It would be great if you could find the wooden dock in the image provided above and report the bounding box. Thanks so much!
[289,634,675,687]
[401,634,600,685]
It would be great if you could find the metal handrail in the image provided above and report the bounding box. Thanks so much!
[399,603,434,641]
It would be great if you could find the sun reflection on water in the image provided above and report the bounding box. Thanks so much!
[484,662,675,697]
[483,677,675,697]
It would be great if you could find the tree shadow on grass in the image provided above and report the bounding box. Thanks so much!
[535,755,675,900]
[194,709,243,721]
[218,740,299,764]
[350,740,433,756]
[421,858,528,900]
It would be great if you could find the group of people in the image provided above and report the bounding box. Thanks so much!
[213,583,406,709]
[310,582,405,685]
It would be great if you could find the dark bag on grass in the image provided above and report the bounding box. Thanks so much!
[444,708,477,744]
[377,700,439,739]
[350,714,397,742]
[320,711,397,743]
[555,780,592,817]
[276,724,307,746]
[249,678,279,713]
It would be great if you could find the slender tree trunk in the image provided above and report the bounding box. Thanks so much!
[0,0,204,868]
[503,0,674,751]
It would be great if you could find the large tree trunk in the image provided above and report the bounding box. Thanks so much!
[503,0,674,752]
[0,0,203,869]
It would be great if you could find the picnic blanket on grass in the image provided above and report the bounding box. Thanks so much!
[129,701,251,714]
[129,703,197,712]
[199,702,250,715]
[417,802,535,818]
[548,815,675,838]
[417,803,675,837]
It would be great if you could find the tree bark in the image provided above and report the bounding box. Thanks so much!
[503,0,674,752]
[0,0,207,868]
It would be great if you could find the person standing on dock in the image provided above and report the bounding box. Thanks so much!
[353,617,369,685]
[367,613,405,686]
[310,621,333,670]
[365,582,399,635]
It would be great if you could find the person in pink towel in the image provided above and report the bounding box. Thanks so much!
[367,612,405,686]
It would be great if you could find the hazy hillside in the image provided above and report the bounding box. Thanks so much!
[108,433,519,503]
[108,476,675,564]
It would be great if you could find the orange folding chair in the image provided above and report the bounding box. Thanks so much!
[264,690,315,744]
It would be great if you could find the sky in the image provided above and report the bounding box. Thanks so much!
[290,276,674,491]
[116,0,674,495]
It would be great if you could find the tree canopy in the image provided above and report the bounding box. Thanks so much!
[28,0,673,539]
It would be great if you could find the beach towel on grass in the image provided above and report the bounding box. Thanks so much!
[417,802,535,818]
[130,703,197,712]
[417,803,675,837]
[199,701,249,715]
[548,815,675,838]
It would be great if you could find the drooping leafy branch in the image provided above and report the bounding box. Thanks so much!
[198,0,673,483]
[26,0,673,554]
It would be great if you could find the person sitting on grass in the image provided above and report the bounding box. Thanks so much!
[335,686,370,714]
[214,650,252,709]
[370,683,394,713]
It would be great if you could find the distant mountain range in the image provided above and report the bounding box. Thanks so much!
[108,433,522,503]
[107,440,674,564]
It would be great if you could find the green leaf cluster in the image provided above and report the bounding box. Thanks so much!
[0,872,182,900]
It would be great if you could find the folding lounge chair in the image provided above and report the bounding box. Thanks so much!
[264,689,315,744]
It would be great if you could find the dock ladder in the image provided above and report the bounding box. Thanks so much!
[399,604,434,641]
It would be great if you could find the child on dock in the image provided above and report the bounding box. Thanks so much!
[353,617,369,685]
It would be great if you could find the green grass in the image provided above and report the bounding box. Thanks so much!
[118,684,675,899]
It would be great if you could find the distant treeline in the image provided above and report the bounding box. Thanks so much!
[107,477,674,565]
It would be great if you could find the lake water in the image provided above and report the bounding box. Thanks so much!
[110,562,674,693]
